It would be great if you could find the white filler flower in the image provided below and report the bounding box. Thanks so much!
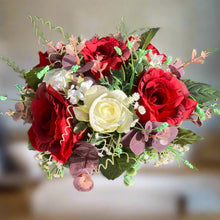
[43,69,73,91]
[67,80,93,105]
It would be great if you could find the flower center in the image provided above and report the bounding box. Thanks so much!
[149,89,167,105]
[95,100,121,124]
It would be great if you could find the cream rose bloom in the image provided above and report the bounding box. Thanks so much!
[73,85,133,133]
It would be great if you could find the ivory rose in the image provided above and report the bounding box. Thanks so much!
[73,85,133,133]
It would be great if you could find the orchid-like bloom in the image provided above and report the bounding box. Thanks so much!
[121,121,178,155]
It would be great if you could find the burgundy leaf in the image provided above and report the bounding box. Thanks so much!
[62,54,77,70]
[69,141,99,178]
[130,131,146,155]
[76,62,94,73]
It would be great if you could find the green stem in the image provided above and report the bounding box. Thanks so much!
[121,65,126,82]
[129,52,135,94]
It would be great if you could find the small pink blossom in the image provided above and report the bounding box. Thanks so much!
[192,49,197,60]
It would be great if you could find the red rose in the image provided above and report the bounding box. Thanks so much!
[145,43,167,63]
[28,83,83,163]
[80,37,130,78]
[137,68,197,125]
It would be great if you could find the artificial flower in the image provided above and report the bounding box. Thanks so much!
[145,43,167,63]
[28,83,82,163]
[43,69,73,91]
[73,85,134,133]
[2,17,218,192]
[137,68,197,125]
[81,36,130,78]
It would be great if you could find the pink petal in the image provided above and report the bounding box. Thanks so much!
[201,51,207,58]
[130,131,145,155]
[192,49,197,60]
[73,174,94,192]
[66,45,75,55]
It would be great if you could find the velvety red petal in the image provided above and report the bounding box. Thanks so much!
[34,51,51,68]
[182,98,198,120]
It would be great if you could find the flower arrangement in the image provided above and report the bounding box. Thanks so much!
[1,16,220,192]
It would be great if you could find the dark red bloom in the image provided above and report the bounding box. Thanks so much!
[80,36,130,78]
[137,68,197,125]
[28,83,83,163]
[34,51,51,68]
[145,43,167,63]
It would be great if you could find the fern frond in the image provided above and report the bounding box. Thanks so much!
[0,56,25,75]
[29,15,71,45]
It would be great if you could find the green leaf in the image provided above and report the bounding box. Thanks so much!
[182,79,220,104]
[0,55,26,75]
[99,148,136,180]
[140,28,160,49]
[205,48,218,53]
[114,46,122,56]
[172,128,203,145]
[28,139,36,151]
[15,84,24,93]
[73,122,87,134]
[77,75,84,84]
[129,27,151,35]
[0,96,8,101]
[63,162,70,168]
[183,159,198,171]
[37,65,50,79]
[25,67,44,90]
[127,41,133,50]
[71,65,80,72]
